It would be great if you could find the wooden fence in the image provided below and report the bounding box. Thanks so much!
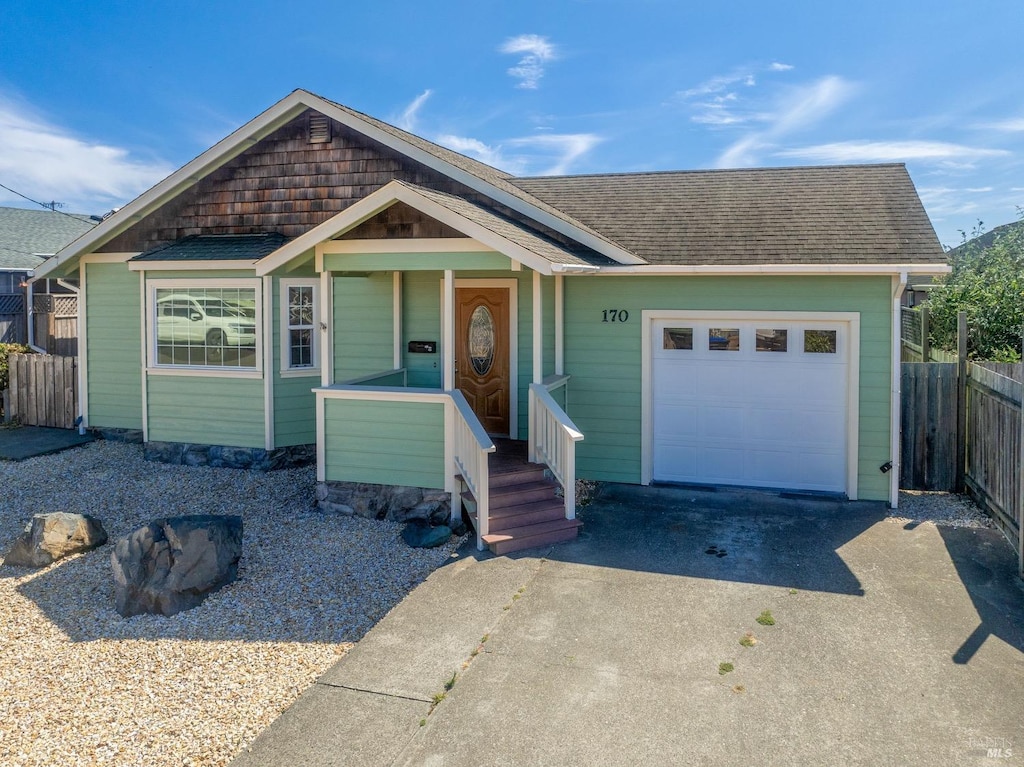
[900,362,959,490]
[964,364,1022,553]
[0,293,26,344]
[3,353,78,428]
[32,293,78,356]
[901,358,1023,575]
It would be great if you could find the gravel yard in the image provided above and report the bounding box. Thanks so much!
[892,489,995,529]
[0,440,464,767]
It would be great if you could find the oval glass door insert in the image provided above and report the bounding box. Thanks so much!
[468,305,495,375]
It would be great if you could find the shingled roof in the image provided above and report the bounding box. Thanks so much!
[0,207,95,270]
[511,164,946,266]
[133,233,288,262]
[402,183,616,267]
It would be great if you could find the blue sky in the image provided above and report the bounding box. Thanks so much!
[0,0,1021,248]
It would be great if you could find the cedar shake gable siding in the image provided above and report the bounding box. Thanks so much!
[99,109,610,265]
[512,164,946,266]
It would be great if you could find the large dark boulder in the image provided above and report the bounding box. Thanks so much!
[2,512,108,568]
[111,515,242,617]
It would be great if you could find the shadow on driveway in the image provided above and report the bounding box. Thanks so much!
[535,483,888,596]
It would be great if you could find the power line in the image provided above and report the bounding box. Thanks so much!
[0,181,95,223]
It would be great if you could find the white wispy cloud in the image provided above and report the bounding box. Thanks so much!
[395,89,433,131]
[0,96,173,213]
[715,76,856,167]
[436,132,601,175]
[500,34,557,89]
[973,117,1024,132]
[508,134,602,175]
[774,140,1010,163]
[435,134,509,169]
[677,62,796,127]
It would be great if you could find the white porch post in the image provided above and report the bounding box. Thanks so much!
[530,270,543,462]
[443,269,455,391]
[554,274,564,376]
[320,270,333,388]
[393,271,403,369]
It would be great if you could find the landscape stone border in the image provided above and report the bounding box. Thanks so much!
[143,442,315,471]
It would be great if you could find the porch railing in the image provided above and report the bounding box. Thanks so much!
[449,390,496,550]
[528,381,584,519]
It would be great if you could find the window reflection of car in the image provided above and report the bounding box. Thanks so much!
[156,294,257,348]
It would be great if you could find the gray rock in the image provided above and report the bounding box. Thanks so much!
[111,515,242,617]
[316,481,451,523]
[401,520,452,549]
[3,512,108,568]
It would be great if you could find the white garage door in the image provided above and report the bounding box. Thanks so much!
[651,317,850,494]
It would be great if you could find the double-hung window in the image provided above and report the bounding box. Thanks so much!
[280,279,319,374]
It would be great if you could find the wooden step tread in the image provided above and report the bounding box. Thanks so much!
[482,517,582,544]
[488,497,564,520]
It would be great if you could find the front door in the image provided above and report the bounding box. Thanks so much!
[456,287,511,435]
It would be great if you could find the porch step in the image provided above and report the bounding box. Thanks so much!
[488,498,566,532]
[489,463,548,488]
[482,518,583,556]
[461,440,581,555]
[489,479,560,509]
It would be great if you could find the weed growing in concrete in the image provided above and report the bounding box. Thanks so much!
[444,672,457,692]
[732,685,746,693]
[756,610,776,626]
[718,662,735,675]
[739,632,757,647]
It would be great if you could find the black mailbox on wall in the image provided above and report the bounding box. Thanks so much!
[408,341,437,354]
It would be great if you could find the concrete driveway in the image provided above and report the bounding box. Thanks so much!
[233,485,1024,767]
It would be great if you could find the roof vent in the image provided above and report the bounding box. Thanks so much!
[308,113,331,144]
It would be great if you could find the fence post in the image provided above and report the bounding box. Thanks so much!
[955,311,968,493]
[1019,331,1023,579]
[920,305,930,363]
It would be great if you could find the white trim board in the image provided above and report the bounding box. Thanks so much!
[322,238,496,254]
[640,309,861,499]
[128,260,259,271]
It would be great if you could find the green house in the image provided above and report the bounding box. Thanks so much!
[36,90,948,553]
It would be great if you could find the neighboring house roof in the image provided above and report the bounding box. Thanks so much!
[0,206,95,270]
[133,233,287,262]
[512,164,946,266]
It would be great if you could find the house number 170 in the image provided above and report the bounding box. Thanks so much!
[602,309,629,323]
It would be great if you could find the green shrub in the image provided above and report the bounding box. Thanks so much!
[0,343,31,394]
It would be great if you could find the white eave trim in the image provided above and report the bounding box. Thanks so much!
[256,180,584,276]
[127,259,259,271]
[591,263,950,276]
[37,88,641,278]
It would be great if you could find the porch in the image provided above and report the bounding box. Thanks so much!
[315,368,583,553]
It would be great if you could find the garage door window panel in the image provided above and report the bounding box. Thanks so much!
[708,328,739,351]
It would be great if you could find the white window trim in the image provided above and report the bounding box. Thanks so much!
[640,309,861,499]
[279,277,321,376]
[146,278,263,376]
